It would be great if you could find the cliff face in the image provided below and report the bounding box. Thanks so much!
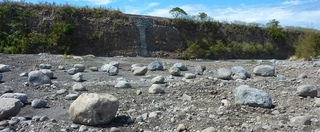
[0,3,303,59]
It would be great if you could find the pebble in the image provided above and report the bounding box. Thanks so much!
[89,67,98,72]
[201,127,216,132]
[31,99,47,108]
[56,89,67,95]
[110,127,121,132]
[290,116,311,125]
[315,98,320,107]
[79,125,88,132]
[177,124,186,131]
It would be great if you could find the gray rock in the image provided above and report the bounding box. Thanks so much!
[201,127,216,132]
[148,61,163,71]
[195,65,206,75]
[72,73,83,82]
[313,61,320,67]
[109,127,121,132]
[173,63,188,71]
[39,64,52,69]
[116,77,128,82]
[277,75,286,81]
[253,65,275,76]
[131,64,141,72]
[65,93,80,100]
[182,94,192,101]
[232,73,247,80]
[40,69,54,79]
[109,61,120,68]
[0,98,23,120]
[298,73,308,79]
[0,85,13,94]
[169,66,181,76]
[133,66,148,75]
[231,66,251,78]
[56,89,67,95]
[315,98,320,107]
[28,70,51,85]
[0,93,28,104]
[69,93,119,125]
[217,68,231,80]
[115,81,132,88]
[0,64,10,72]
[148,84,165,94]
[58,65,65,70]
[89,67,98,72]
[67,68,79,75]
[184,73,196,79]
[0,73,2,81]
[101,64,119,76]
[290,116,311,125]
[31,99,47,108]
[73,64,85,72]
[19,72,28,77]
[297,85,318,97]
[151,76,165,84]
[79,125,88,132]
[177,124,186,131]
[72,83,87,91]
[234,85,273,108]
[101,64,112,72]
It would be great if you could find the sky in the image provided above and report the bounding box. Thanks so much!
[22,0,320,29]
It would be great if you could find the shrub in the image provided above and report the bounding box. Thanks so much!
[294,29,320,59]
[182,41,210,59]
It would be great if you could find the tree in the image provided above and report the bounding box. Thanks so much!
[266,19,280,28]
[169,7,187,18]
[198,12,208,21]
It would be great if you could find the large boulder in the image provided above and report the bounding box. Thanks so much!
[217,68,231,80]
[173,63,188,71]
[40,69,54,79]
[151,76,165,84]
[234,85,273,108]
[67,68,79,75]
[133,66,148,76]
[73,64,85,72]
[169,66,181,76]
[253,65,275,77]
[72,73,84,82]
[297,85,318,97]
[28,70,52,86]
[69,93,119,125]
[0,93,28,104]
[148,61,163,71]
[109,61,120,68]
[0,64,10,72]
[231,66,251,78]
[0,98,23,120]
[101,64,119,76]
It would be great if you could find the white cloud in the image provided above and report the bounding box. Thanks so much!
[124,2,160,14]
[144,1,320,29]
[83,0,114,5]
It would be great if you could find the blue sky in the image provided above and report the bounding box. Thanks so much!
[22,0,320,29]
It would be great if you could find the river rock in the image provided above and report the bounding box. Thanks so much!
[232,73,247,80]
[31,99,47,108]
[313,61,320,67]
[72,73,83,82]
[184,73,196,79]
[39,64,52,69]
[67,68,79,75]
[89,67,98,72]
[73,64,85,72]
[115,81,132,88]
[253,65,275,76]
[0,73,2,81]
[297,85,318,97]
[0,93,28,104]
[234,85,273,108]
[149,84,165,94]
[0,98,23,120]
[69,93,119,125]
[169,66,181,76]
[0,64,10,72]
[195,65,206,75]
[133,66,148,75]
[151,76,165,84]
[217,68,231,80]
[148,61,163,71]
[290,116,311,125]
[72,83,87,91]
[109,61,120,68]
[173,63,188,71]
[28,70,52,86]
[40,69,54,79]
[277,75,286,81]
[231,66,251,78]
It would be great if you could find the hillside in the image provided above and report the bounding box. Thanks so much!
[0,1,317,59]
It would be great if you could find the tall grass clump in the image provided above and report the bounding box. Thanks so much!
[294,29,320,59]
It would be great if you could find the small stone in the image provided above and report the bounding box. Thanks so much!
[40,116,49,122]
[234,85,273,108]
[133,66,148,75]
[290,116,311,125]
[65,93,80,100]
[298,73,308,79]
[109,127,121,132]
[109,61,120,68]
[315,98,320,107]
[70,124,79,129]
[221,99,231,107]
[39,64,52,69]
[56,89,67,95]
[232,73,247,80]
[184,73,196,79]
[173,63,188,71]
[79,125,88,132]
[182,94,192,101]
[177,124,186,131]
[73,64,85,72]
[19,72,28,77]
[169,66,181,76]
[0,93,28,104]
[217,68,231,80]
[32,116,41,121]
[136,90,142,95]
[297,85,318,97]
[195,65,206,75]
[149,111,161,118]
[231,66,251,78]
[89,67,98,72]
[115,81,132,88]
[40,69,54,79]
[72,73,83,82]
[0,120,8,127]
[31,99,47,108]
[67,68,79,75]
[148,84,165,94]
[201,127,216,132]
[148,61,163,71]
[277,75,286,81]
[72,83,87,91]
[151,76,165,84]
[253,65,275,76]
[58,65,65,70]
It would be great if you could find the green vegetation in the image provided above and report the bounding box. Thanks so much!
[169,7,188,18]
[294,29,320,59]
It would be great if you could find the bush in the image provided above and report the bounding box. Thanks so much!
[294,29,320,59]
[182,41,210,59]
